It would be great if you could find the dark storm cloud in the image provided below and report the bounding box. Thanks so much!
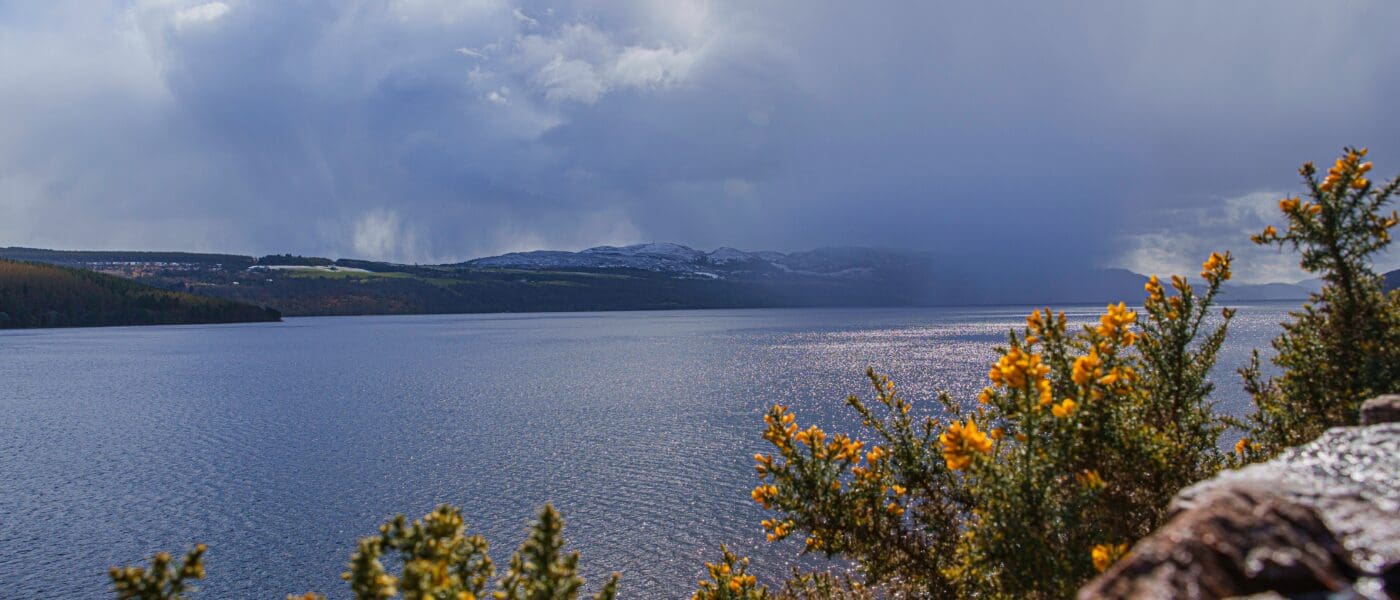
[2,1,1398,280]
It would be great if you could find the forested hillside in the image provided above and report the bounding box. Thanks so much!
[0,259,280,328]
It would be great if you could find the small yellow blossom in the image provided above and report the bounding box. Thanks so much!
[1234,437,1251,455]
[865,445,887,464]
[793,425,826,448]
[1091,543,1129,573]
[989,346,1050,389]
[1095,302,1137,341]
[1072,350,1102,386]
[1051,398,1077,418]
[751,485,778,509]
[1200,251,1231,281]
[1026,309,1045,333]
[1037,378,1053,406]
[940,419,993,471]
[1076,469,1105,490]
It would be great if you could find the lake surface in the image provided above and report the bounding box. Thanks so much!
[0,304,1292,598]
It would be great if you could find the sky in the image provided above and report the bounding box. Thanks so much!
[2,1,1399,283]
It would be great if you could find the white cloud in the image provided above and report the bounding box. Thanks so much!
[352,210,421,262]
[512,8,539,28]
[611,45,695,89]
[173,2,230,29]
[1116,190,1311,283]
[533,55,607,103]
[511,22,704,104]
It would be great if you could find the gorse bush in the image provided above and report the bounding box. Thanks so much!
[110,545,207,600]
[722,147,1399,597]
[1240,146,1400,456]
[742,255,1234,599]
[113,504,617,600]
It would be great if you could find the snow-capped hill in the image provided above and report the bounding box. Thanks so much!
[706,247,767,264]
[582,243,707,263]
[465,250,599,270]
[462,243,922,278]
[466,243,711,272]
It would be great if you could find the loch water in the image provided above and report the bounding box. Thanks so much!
[0,305,1292,598]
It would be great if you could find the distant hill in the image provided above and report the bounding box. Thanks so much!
[0,247,254,269]
[0,259,280,329]
[0,245,1344,318]
[1386,269,1399,292]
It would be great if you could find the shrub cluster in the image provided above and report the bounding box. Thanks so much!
[112,505,617,600]
[1239,146,1400,456]
[732,253,1233,598]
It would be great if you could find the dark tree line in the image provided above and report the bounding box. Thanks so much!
[0,259,280,329]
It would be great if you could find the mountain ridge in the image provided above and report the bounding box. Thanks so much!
[1,245,1392,317]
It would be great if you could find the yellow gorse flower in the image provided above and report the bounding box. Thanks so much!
[940,419,993,471]
[1234,437,1251,455]
[1050,398,1076,418]
[988,346,1050,389]
[827,433,864,462]
[1075,469,1105,490]
[753,453,773,476]
[1026,309,1045,333]
[1320,147,1367,193]
[1144,275,1163,299]
[762,405,798,448]
[1095,302,1137,342]
[865,445,887,464]
[1200,251,1231,281]
[760,518,793,542]
[1071,350,1101,386]
[751,484,778,509]
[793,425,826,448]
[1091,543,1129,573]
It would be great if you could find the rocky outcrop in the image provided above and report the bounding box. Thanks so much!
[1080,396,1400,599]
[1362,395,1400,427]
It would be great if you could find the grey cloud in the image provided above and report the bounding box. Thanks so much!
[1,0,1398,280]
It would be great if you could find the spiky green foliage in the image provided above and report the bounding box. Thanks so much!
[1240,147,1400,456]
[109,544,207,600]
[111,505,617,600]
[739,258,1235,599]
[344,503,495,600]
[693,545,770,600]
[495,504,618,600]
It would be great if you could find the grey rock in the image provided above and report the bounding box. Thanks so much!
[1080,416,1400,600]
[1361,395,1400,426]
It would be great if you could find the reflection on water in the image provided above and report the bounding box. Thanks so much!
[0,304,1291,597]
